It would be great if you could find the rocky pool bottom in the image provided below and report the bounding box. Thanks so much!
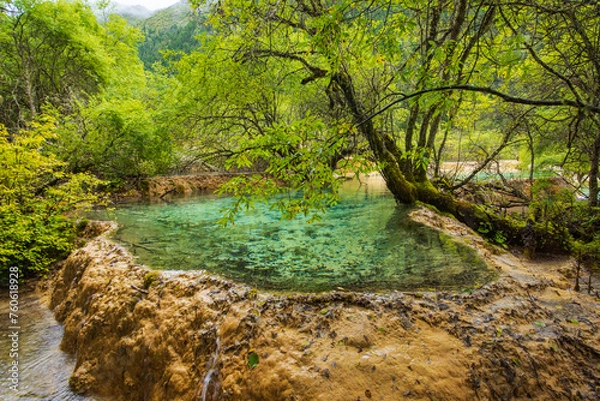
[35,210,600,401]
[87,176,497,293]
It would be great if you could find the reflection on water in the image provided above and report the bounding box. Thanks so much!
[0,293,104,401]
[88,176,497,292]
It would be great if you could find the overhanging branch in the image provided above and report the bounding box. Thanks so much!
[243,48,327,85]
[356,84,600,127]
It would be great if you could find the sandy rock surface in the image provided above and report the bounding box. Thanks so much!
[43,212,600,401]
[138,174,233,198]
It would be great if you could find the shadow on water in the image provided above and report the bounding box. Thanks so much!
[0,292,107,401]
[87,176,497,293]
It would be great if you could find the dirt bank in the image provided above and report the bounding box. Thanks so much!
[44,212,600,401]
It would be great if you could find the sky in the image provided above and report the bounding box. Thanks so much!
[114,0,183,11]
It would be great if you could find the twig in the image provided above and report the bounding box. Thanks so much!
[131,284,149,294]
[159,188,177,199]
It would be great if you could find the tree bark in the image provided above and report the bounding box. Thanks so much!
[332,71,417,204]
[588,135,600,207]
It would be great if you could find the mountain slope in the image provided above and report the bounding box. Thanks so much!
[137,0,208,69]
[94,3,156,25]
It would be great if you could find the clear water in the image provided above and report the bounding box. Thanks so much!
[0,294,106,401]
[88,176,496,292]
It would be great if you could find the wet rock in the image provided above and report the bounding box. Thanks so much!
[43,216,600,401]
[399,312,414,330]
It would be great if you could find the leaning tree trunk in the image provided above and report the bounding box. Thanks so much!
[331,71,568,254]
[332,71,417,204]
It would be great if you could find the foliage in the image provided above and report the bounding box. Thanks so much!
[247,351,259,369]
[137,1,209,69]
[530,180,575,224]
[217,118,366,224]
[1,0,599,267]
[0,0,112,129]
[528,180,600,252]
[44,9,175,182]
[0,116,102,280]
[56,97,173,182]
[500,1,600,206]
[181,0,536,237]
[0,0,170,184]
[575,238,600,274]
[178,0,600,255]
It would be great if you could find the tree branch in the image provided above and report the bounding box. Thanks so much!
[357,84,600,127]
[244,48,327,84]
[498,5,586,105]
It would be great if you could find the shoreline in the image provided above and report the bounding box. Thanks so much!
[35,211,600,400]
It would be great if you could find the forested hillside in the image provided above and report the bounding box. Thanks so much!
[1,0,600,280]
[95,1,206,69]
[137,0,207,69]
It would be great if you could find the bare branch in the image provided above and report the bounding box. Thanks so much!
[243,48,327,85]
[357,84,600,127]
[498,5,586,105]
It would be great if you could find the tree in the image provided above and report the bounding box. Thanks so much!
[183,0,533,242]
[137,1,209,69]
[181,0,599,250]
[51,12,173,182]
[0,0,113,130]
[0,116,102,280]
[498,0,600,206]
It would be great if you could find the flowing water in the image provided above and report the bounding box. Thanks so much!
[0,293,105,401]
[88,176,497,292]
[200,336,221,401]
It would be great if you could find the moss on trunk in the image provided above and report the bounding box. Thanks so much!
[408,180,570,254]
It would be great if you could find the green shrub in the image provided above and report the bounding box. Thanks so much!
[0,116,103,282]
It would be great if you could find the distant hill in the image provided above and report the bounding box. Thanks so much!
[115,4,155,22]
[94,3,156,25]
[93,1,208,70]
[137,0,209,69]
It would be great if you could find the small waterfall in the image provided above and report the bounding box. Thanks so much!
[200,336,221,401]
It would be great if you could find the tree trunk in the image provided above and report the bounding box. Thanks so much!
[332,71,417,204]
[402,103,420,181]
[527,130,535,200]
[332,71,568,253]
[589,138,599,207]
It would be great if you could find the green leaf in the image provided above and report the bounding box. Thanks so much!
[247,352,259,369]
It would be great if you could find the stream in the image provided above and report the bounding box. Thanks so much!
[0,291,106,401]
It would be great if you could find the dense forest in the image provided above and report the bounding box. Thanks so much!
[137,1,209,69]
[1,0,600,281]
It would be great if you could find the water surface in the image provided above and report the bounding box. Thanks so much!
[89,176,496,292]
[0,293,105,401]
